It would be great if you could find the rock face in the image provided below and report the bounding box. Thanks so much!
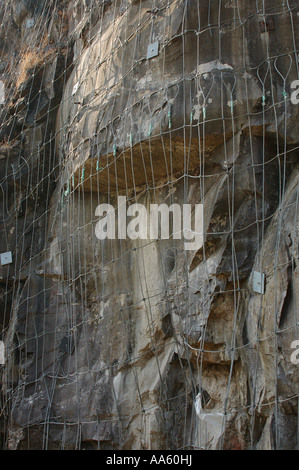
[0,0,298,450]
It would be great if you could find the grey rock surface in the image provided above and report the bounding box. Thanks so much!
[0,0,298,450]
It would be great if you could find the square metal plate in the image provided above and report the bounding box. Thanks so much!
[0,341,5,365]
[259,18,275,33]
[59,336,74,355]
[0,252,12,266]
[0,81,4,105]
[253,271,265,295]
[72,82,79,96]
[146,41,159,59]
[26,18,35,29]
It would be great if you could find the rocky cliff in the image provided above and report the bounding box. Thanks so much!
[0,0,298,450]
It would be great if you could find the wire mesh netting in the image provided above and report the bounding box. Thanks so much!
[0,0,298,450]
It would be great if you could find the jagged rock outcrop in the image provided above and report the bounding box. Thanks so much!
[0,0,298,450]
